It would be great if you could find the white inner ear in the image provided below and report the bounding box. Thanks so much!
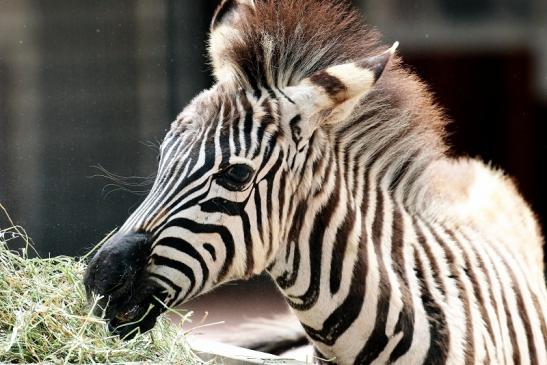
[209,0,256,83]
[280,68,375,144]
[209,24,242,82]
[284,70,374,128]
[325,64,376,100]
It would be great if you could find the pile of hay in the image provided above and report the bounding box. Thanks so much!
[0,209,202,363]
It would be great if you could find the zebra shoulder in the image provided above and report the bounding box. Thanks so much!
[415,157,544,277]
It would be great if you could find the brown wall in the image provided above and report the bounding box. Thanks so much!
[405,50,546,234]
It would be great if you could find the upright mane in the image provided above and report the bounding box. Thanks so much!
[209,0,448,156]
[209,0,382,88]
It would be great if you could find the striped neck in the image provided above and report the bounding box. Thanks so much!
[269,91,444,275]
[267,97,444,359]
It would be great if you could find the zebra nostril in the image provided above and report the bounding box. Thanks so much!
[84,231,152,299]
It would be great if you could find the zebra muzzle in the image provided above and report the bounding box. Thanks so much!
[83,231,166,338]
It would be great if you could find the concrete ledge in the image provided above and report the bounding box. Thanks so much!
[188,337,311,365]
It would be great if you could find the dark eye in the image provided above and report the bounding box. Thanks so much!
[217,164,255,190]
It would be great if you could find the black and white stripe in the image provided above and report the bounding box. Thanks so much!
[108,1,547,364]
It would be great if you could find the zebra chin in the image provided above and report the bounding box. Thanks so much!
[106,291,167,339]
[83,231,169,339]
[101,282,168,340]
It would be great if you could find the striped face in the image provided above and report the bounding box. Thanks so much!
[83,50,392,336]
[119,85,293,307]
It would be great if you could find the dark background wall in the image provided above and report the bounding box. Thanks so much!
[0,0,545,259]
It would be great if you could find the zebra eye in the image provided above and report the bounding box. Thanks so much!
[217,164,254,190]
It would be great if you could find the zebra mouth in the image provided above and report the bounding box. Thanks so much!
[107,299,164,339]
[83,230,167,339]
[89,279,167,339]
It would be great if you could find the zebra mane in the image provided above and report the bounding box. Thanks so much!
[209,0,382,88]
[209,0,448,153]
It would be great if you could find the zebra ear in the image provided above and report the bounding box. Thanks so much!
[295,42,398,125]
[209,0,255,82]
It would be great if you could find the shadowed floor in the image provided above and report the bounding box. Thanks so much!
[169,276,314,362]
[176,276,287,338]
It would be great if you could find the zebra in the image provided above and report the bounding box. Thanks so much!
[84,0,547,364]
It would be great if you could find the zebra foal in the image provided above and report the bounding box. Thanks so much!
[84,0,547,364]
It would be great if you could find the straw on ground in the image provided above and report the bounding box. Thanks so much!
[0,204,202,364]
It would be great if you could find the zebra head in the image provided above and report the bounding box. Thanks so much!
[84,0,395,337]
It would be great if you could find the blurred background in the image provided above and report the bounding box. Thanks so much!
[1,0,546,346]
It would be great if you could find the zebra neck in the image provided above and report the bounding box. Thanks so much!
[267,114,443,355]
[270,123,436,293]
